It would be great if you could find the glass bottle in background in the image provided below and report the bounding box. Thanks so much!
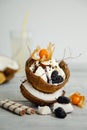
[10,31,32,75]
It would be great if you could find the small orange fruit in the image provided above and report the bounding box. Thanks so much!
[70,92,85,107]
[39,49,49,60]
[71,93,81,105]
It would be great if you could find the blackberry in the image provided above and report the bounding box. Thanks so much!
[56,75,64,83]
[51,70,64,84]
[57,96,70,104]
[52,75,64,84]
[51,70,58,80]
[54,107,67,118]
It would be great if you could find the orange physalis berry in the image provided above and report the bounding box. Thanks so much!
[70,92,85,108]
[70,93,81,105]
[39,49,49,59]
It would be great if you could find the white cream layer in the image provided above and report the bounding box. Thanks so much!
[35,66,47,82]
[23,81,63,101]
[0,56,19,71]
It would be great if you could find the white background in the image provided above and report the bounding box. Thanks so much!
[0,0,87,67]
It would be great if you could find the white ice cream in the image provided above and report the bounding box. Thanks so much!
[29,59,66,84]
[29,60,39,72]
[42,59,65,79]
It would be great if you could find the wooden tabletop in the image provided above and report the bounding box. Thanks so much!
[0,70,87,130]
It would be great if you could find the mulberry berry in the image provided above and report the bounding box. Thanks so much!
[57,96,70,104]
[54,107,67,118]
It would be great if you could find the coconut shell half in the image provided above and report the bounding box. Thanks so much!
[0,56,19,84]
[25,58,70,93]
[0,68,17,84]
[20,81,65,106]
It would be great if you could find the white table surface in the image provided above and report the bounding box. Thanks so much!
[0,69,87,130]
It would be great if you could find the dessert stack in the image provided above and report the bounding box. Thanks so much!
[20,43,70,105]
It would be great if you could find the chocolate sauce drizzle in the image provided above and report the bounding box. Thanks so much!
[33,61,52,83]
[32,61,64,84]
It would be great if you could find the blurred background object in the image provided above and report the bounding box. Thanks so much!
[0,0,87,71]
[10,30,31,73]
